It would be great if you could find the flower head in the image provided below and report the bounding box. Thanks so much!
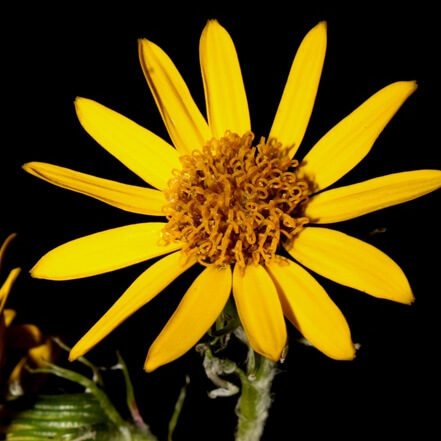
[162,131,310,268]
[0,234,55,397]
[24,20,441,371]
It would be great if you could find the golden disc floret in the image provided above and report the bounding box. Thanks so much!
[162,131,310,268]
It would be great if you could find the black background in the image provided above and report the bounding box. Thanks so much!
[1,2,439,440]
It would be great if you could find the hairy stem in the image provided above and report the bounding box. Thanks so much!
[234,353,276,441]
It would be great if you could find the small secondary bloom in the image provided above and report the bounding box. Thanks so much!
[25,21,441,372]
[0,234,54,396]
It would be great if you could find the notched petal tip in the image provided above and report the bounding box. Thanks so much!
[30,261,58,281]
[263,348,284,363]
[22,162,51,181]
[406,296,415,306]
[138,39,154,61]
[398,80,418,98]
[74,97,91,120]
[22,162,46,180]
[74,96,87,108]
[399,289,415,306]
[334,343,356,361]
[74,96,99,119]
[409,79,418,90]
[138,38,152,51]
[68,345,83,362]
[22,162,48,179]
[316,20,327,30]
[205,18,220,28]
[29,256,59,280]
[21,162,32,172]
[29,263,44,279]
[143,355,156,373]
[144,344,169,372]
[385,274,414,306]
[69,333,99,361]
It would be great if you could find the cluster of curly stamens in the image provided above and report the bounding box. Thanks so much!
[162,131,310,268]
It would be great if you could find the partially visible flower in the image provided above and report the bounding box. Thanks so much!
[2,351,160,441]
[0,234,54,398]
[24,21,441,371]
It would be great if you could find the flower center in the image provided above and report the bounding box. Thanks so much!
[162,131,310,268]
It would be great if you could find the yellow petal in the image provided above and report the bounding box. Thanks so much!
[3,309,17,327]
[0,233,17,273]
[70,251,194,361]
[0,268,21,314]
[7,324,43,349]
[31,223,181,280]
[145,264,232,372]
[269,22,327,157]
[200,20,250,137]
[287,227,413,304]
[232,264,286,361]
[301,81,418,191]
[267,259,355,360]
[27,339,54,366]
[139,39,211,153]
[23,162,167,216]
[7,357,27,387]
[306,169,441,223]
[0,318,6,363]
[75,97,181,190]
[7,340,55,390]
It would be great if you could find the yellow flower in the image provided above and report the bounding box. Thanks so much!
[24,21,441,372]
[0,234,21,370]
[0,234,54,396]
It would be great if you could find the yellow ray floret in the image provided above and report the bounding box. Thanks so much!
[200,20,250,137]
[270,21,327,157]
[70,251,195,361]
[3,309,16,327]
[0,268,21,314]
[145,264,232,372]
[300,81,418,191]
[75,97,181,189]
[138,38,211,153]
[23,162,167,216]
[31,223,182,280]
[287,227,414,304]
[0,233,17,271]
[233,264,287,361]
[306,169,441,223]
[267,259,355,360]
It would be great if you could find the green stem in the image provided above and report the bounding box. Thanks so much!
[202,301,278,441]
[117,352,149,432]
[234,352,277,441]
[52,337,104,386]
[167,376,189,441]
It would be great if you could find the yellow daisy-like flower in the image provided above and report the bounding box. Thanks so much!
[0,234,22,374]
[24,21,441,372]
[1,234,54,396]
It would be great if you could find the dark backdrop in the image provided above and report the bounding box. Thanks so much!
[2,2,439,440]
